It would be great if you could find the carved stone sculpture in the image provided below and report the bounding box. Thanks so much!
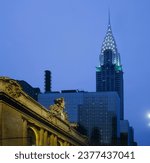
[49,97,68,121]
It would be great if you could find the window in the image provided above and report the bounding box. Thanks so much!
[27,128,36,146]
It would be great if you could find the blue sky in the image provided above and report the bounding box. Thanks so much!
[1,0,150,145]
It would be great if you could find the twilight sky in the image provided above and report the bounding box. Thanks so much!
[1,0,150,145]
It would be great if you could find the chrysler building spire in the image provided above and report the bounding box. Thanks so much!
[100,13,121,66]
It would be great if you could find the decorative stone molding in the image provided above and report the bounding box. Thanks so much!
[0,77,22,99]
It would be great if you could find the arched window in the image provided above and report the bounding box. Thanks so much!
[27,128,36,146]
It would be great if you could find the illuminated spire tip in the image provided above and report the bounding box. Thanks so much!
[99,11,121,66]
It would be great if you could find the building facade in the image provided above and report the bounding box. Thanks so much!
[0,77,87,146]
[120,120,137,145]
[78,92,120,145]
[96,18,124,120]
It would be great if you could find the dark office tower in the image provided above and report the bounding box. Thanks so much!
[44,70,51,93]
[96,17,124,120]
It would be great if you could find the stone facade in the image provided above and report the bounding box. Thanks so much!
[0,77,87,146]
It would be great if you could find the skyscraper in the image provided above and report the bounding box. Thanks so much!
[78,92,120,145]
[96,16,124,120]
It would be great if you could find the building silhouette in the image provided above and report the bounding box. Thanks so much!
[96,17,124,120]
[44,70,52,93]
[17,80,40,101]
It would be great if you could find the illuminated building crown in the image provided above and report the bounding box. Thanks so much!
[100,15,121,66]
